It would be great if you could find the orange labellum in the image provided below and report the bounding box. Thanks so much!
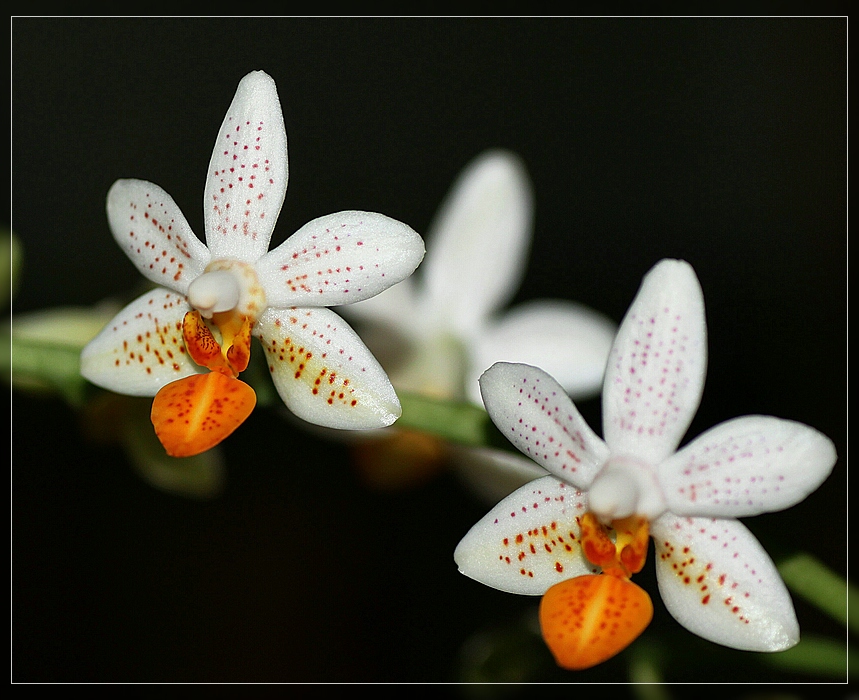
[151,371,257,457]
[539,574,653,670]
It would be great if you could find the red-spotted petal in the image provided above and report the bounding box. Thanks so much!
[651,512,799,651]
[478,362,610,489]
[255,305,401,429]
[659,415,837,517]
[80,288,204,396]
[106,179,211,296]
[204,70,288,263]
[453,475,595,596]
[255,211,425,308]
[602,259,707,464]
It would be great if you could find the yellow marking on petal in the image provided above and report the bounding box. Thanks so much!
[150,370,256,457]
[217,312,253,374]
[540,574,653,670]
[657,538,746,617]
[265,333,360,409]
[615,515,649,576]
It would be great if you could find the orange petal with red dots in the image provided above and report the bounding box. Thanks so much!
[151,371,256,457]
[539,574,653,670]
[183,310,228,372]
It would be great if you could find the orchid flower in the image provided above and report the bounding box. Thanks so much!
[81,71,425,457]
[343,149,616,494]
[454,259,837,671]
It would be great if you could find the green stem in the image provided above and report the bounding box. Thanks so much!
[395,391,497,447]
[5,334,90,406]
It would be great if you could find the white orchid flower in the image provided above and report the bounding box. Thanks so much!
[81,71,425,457]
[343,149,617,495]
[454,259,837,670]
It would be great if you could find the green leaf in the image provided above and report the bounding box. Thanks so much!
[757,633,850,680]
[777,553,855,634]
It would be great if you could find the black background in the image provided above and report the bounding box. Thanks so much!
[12,17,846,688]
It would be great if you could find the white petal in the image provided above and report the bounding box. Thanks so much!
[651,513,799,652]
[478,362,610,489]
[450,444,550,505]
[602,259,707,464]
[421,149,533,334]
[454,475,595,595]
[255,305,401,429]
[80,288,203,396]
[659,415,837,517]
[106,179,211,295]
[204,70,288,262]
[466,299,617,405]
[255,211,425,308]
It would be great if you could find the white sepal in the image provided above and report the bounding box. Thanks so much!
[204,70,288,263]
[450,444,550,505]
[256,211,425,308]
[651,512,799,651]
[453,475,595,595]
[479,362,610,490]
[602,259,708,465]
[422,149,533,335]
[106,179,210,296]
[254,305,401,429]
[338,273,418,332]
[659,415,837,517]
[467,299,616,405]
[80,288,203,396]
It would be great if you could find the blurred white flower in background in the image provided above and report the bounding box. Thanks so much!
[343,150,617,499]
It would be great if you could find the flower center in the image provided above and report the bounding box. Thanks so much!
[579,511,650,578]
[189,259,267,319]
[586,455,666,523]
[187,270,240,317]
[150,260,266,458]
[183,259,267,377]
